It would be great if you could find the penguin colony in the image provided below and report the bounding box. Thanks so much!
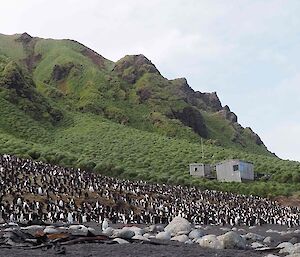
[0,154,299,227]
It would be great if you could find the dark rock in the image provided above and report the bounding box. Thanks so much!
[169,106,208,138]
[170,78,222,112]
[81,47,106,68]
[113,54,160,84]
[196,92,223,112]
[245,127,264,145]
[218,105,238,123]
[137,87,152,102]
[51,63,75,82]
[66,39,108,69]
[15,32,33,44]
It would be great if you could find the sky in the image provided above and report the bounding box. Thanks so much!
[0,0,299,161]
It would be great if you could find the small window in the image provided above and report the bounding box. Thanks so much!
[233,165,239,171]
[194,167,198,171]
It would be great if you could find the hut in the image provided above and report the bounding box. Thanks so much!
[189,163,211,178]
[216,159,254,182]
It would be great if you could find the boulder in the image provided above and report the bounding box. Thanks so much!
[20,225,45,236]
[112,238,129,244]
[244,232,265,241]
[132,235,150,241]
[220,227,231,232]
[278,242,295,254]
[164,216,191,236]
[156,231,171,240]
[171,235,189,243]
[277,242,294,249]
[102,227,114,236]
[112,229,135,239]
[217,231,246,250]
[0,216,5,224]
[185,239,193,244]
[121,226,144,236]
[188,229,205,239]
[251,242,265,249]
[291,246,300,254]
[43,226,59,234]
[198,234,224,249]
[266,229,278,233]
[57,227,69,233]
[68,225,89,236]
[263,236,274,244]
[143,233,154,239]
[289,237,298,244]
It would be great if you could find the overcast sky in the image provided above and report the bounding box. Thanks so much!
[1,0,299,161]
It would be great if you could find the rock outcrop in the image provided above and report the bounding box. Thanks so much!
[169,107,208,138]
[113,54,160,84]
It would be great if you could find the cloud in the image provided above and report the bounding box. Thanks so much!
[263,123,300,161]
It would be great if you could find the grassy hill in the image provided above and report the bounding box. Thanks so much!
[0,32,299,197]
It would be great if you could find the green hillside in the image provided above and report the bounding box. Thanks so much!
[0,32,299,197]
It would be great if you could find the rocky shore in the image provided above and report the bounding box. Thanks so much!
[1,217,300,257]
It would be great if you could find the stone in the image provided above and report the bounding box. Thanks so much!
[112,238,130,244]
[290,246,300,254]
[156,231,171,240]
[112,229,135,239]
[266,229,279,234]
[188,229,205,239]
[43,226,59,234]
[57,227,69,233]
[143,233,154,239]
[244,232,265,241]
[264,255,279,257]
[184,239,193,244]
[251,242,265,248]
[0,216,5,223]
[102,227,114,236]
[278,242,295,254]
[68,225,89,236]
[217,231,246,250]
[263,236,273,244]
[289,237,298,244]
[277,242,294,249]
[198,235,224,249]
[20,225,45,236]
[122,226,144,236]
[164,216,191,236]
[171,235,189,243]
[21,225,44,231]
[132,235,150,241]
[145,225,157,233]
[220,227,231,232]
[176,230,189,235]
[285,254,300,257]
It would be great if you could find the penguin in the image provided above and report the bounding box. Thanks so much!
[102,218,109,230]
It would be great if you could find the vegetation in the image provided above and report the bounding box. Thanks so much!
[0,33,299,197]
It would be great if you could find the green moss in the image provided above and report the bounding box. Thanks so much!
[0,33,299,197]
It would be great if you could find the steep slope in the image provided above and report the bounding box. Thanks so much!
[0,32,299,197]
[0,33,269,154]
